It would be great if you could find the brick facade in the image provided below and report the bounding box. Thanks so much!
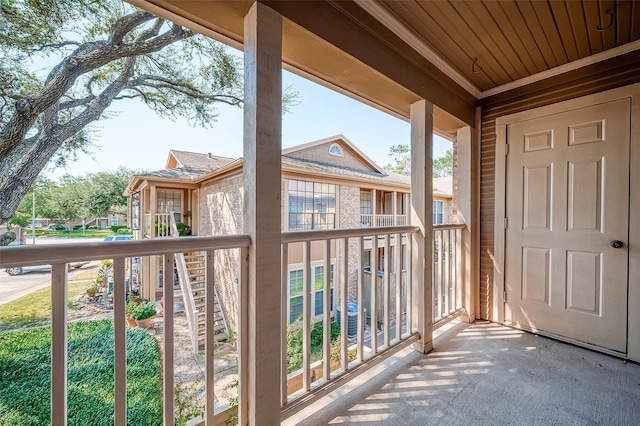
[338,185,361,304]
[198,175,244,332]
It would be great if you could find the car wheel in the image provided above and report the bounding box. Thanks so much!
[7,267,23,276]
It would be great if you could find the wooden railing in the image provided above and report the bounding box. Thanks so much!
[143,212,174,238]
[280,225,420,419]
[0,235,249,426]
[169,215,200,353]
[360,214,407,227]
[0,223,466,424]
[433,224,465,323]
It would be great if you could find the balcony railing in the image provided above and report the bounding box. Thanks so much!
[143,212,174,238]
[433,224,465,323]
[280,225,420,419]
[0,223,465,424]
[0,235,249,425]
[360,214,407,227]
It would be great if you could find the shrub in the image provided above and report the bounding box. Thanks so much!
[110,225,128,233]
[130,301,156,320]
[86,283,100,295]
[176,223,191,236]
[287,321,341,373]
[116,228,131,234]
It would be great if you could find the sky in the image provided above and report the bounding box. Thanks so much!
[44,64,452,181]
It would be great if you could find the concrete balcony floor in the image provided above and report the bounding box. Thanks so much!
[285,321,640,425]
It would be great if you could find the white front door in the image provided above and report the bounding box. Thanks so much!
[504,98,630,353]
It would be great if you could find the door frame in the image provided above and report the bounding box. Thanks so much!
[493,83,640,362]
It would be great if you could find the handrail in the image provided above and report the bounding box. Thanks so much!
[0,234,251,267]
[282,225,419,243]
[170,213,200,354]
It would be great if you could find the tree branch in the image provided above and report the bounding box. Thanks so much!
[108,10,155,44]
[29,41,82,52]
[59,96,96,110]
[0,21,193,163]
[127,75,242,105]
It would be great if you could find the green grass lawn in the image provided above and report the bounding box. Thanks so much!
[0,320,162,426]
[33,229,116,238]
[0,281,90,333]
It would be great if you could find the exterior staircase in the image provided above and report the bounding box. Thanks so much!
[169,215,228,352]
[182,252,229,348]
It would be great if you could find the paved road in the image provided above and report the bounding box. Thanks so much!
[0,237,102,306]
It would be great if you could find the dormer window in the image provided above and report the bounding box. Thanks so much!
[328,143,343,157]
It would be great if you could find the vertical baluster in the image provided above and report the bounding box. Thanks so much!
[163,253,174,425]
[456,228,463,310]
[370,233,378,353]
[383,234,391,348]
[357,236,365,362]
[51,263,68,426]
[340,238,349,371]
[205,250,216,424]
[113,258,127,426]
[302,241,311,392]
[407,235,413,335]
[281,243,289,404]
[323,240,331,381]
[435,229,439,321]
[239,246,249,425]
[444,229,450,317]
[395,232,402,343]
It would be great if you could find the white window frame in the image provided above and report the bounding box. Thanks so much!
[288,262,335,324]
[433,200,444,224]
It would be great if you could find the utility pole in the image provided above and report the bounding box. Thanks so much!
[32,190,36,245]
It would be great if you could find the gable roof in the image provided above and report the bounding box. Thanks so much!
[166,150,235,170]
[282,135,387,175]
[127,136,412,194]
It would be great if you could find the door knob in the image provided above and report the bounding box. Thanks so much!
[610,240,623,249]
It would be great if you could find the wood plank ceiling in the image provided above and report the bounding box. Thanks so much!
[378,0,640,92]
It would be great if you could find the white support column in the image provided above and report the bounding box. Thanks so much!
[243,3,282,424]
[410,100,434,354]
[392,191,397,225]
[372,189,377,223]
[456,125,479,323]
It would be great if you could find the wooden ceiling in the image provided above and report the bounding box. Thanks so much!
[128,0,640,132]
[369,0,640,93]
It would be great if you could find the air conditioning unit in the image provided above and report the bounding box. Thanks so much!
[336,302,365,338]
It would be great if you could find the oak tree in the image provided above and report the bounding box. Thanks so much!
[1,0,296,244]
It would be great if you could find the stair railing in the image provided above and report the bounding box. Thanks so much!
[170,214,199,353]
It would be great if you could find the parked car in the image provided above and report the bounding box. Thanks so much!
[103,235,133,242]
[5,261,89,276]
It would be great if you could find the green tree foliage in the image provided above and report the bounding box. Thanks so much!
[433,148,453,178]
[7,176,52,228]
[383,144,454,178]
[0,0,298,244]
[8,169,136,228]
[86,167,135,217]
[41,174,91,228]
[384,144,411,175]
